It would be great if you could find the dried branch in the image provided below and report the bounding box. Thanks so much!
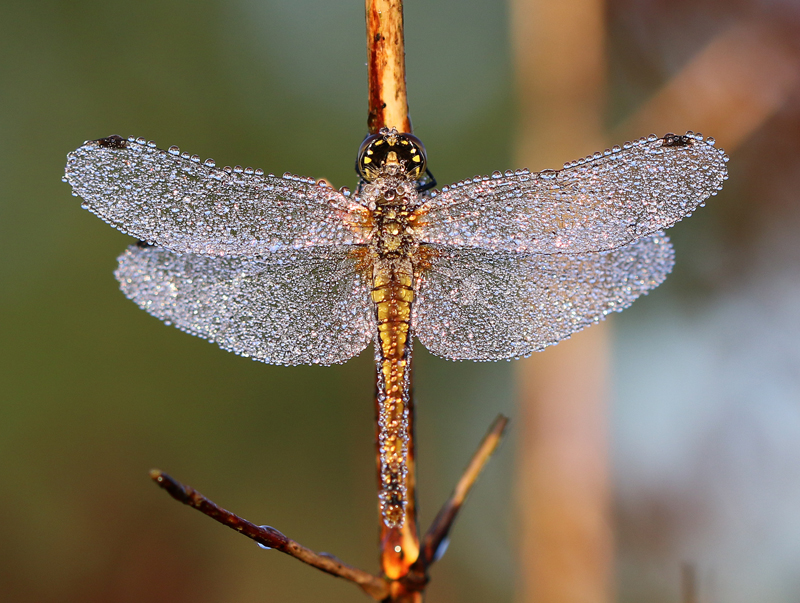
[365,0,421,586]
[419,415,510,567]
[149,470,389,601]
[366,0,411,134]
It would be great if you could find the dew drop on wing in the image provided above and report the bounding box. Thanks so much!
[64,136,369,256]
[419,134,727,256]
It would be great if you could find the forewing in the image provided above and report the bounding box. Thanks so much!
[65,136,368,255]
[413,234,674,361]
[115,245,374,366]
[420,134,727,254]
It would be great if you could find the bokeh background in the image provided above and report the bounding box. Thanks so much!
[1,1,799,602]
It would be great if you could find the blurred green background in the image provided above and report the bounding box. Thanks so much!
[2,1,800,602]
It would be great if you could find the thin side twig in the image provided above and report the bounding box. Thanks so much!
[420,415,510,567]
[150,470,389,601]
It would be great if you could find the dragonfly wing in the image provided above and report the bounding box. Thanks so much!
[413,234,674,361]
[65,136,369,255]
[115,245,374,366]
[420,134,727,254]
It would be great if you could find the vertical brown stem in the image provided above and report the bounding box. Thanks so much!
[365,0,420,590]
[681,563,698,603]
[366,0,412,134]
[511,1,614,603]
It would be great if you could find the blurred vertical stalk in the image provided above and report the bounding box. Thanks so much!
[365,0,421,589]
[510,1,614,603]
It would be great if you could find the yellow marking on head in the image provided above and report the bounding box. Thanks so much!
[363,156,372,164]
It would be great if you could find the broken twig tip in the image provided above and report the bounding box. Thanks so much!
[149,469,190,503]
[419,412,511,568]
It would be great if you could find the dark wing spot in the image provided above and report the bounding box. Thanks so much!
[662,133,692,147]
[95,135,127,149]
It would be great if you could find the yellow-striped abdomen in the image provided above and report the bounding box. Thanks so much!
[372,258,414,527]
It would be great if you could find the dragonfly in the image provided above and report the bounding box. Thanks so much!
[64,128,728,528]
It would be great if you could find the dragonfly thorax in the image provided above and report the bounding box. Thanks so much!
[366,178,420,257]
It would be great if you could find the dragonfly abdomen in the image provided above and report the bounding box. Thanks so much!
[372,258,414,528]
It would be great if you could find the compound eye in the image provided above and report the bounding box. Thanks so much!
[356,131,428,183]
[399,134,427,181]
[356,134,384,182]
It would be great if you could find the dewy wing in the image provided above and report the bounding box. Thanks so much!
[64,129,728,527]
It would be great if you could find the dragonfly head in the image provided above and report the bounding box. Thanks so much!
[356,127,427,183]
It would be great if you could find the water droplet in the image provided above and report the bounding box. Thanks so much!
[706,137,716,146]
[433,537,450,562]
[135,137,146,145]
[254,168,264,176]
[168,146,180,156]
[257,525,274,550]
[190,154,200,163]
[647,134,657,142]
[147,140,157,148]
[181,152,190,159]
[233,165,243,173]
[492,171,502,178]
[244,167,254,175]
[204,158,216,167]
[504,169,513,177]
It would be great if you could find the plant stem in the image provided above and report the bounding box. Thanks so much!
[366,0,412,134]
[419,415,509,566]
[365,0,421,587]
[149,470,389,600]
